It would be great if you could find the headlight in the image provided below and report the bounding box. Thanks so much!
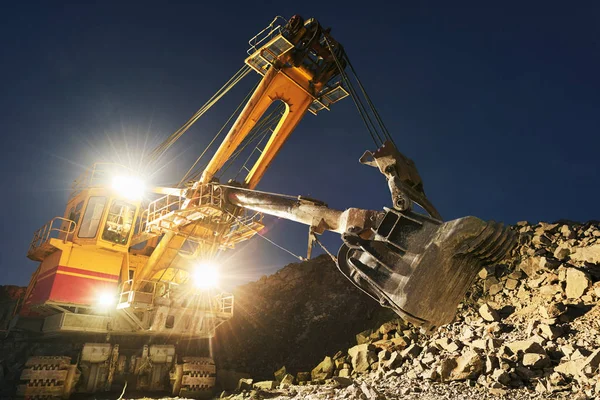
[192,262,220,289]
[96,290,116,308]
[111,175,145,201]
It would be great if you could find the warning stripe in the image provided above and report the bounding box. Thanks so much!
[36,265,118,283]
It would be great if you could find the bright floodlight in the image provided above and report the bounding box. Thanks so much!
[192,262,220,289]
[96,290,116,308]
[111,175,145,201]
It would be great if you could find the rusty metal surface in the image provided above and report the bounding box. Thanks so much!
[360,140,442,220]
[225,187,381,234]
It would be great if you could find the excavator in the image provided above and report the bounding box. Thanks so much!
[10,15,515,398]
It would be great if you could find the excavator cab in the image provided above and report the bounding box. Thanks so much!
[23,163,143,314]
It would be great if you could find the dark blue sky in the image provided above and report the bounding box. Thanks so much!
[1,2,598,287]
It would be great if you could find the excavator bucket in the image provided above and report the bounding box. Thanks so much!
[337,209,516,331]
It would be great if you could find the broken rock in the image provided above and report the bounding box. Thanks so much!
[479,304,500,322]
[311,356,334,380]
[522,353,551,369]
[565,268,591,299]
[348,343,376,373]
[570,243,600,264]
[448,350,484,381]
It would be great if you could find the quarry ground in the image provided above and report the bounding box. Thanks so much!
[4,220,600,399]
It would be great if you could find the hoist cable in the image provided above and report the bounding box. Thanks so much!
[345,58,396,146]
[322,36,384,147]
[216,103,286,180]
[224,209,305,261]
[177,81,259,187]
[145,65,252,168]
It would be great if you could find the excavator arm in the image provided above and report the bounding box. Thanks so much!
[133,15,515,331]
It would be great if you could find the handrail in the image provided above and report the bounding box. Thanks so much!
[247,16,287,55]
[28,217,77,255]
[144,184,226,230]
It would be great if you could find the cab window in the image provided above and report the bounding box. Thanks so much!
[79,197,107,238]
[102,200,136,245]
[68,201,84,224]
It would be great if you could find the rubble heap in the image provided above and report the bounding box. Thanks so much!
[213,255,395,378]
[222,221,600,399]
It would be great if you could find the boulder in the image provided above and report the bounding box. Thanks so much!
[539,303,566,319]
[539,324,562,340]
[522,353,551,369]
[554,245,571,261]
[348,344,376,373]
[479,304,500,322]
[280,373,294,386]
[401,344,422,359]
[296,372,311,382]
[253,380,277,390]
[506,340,546,356]
[311,356,334,380]
[570,243,600,264]
[274,366,287,382]
[356,329,373,345]
[237,378,253,391]
[448,350,484,381]
[565,268,591,299]
[338,368,351,377]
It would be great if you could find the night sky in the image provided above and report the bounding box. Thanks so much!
[1,2,598,287]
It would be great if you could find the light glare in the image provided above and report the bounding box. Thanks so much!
[192,262,220,289]
[111,175,145,201]
[96,290,116,308]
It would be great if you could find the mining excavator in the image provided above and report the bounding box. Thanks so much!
[10,15,515,398]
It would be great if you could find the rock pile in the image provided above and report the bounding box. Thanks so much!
[221,221,600,399]
[213,255,395,380]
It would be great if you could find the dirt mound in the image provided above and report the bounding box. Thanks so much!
[220,221,600,399]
